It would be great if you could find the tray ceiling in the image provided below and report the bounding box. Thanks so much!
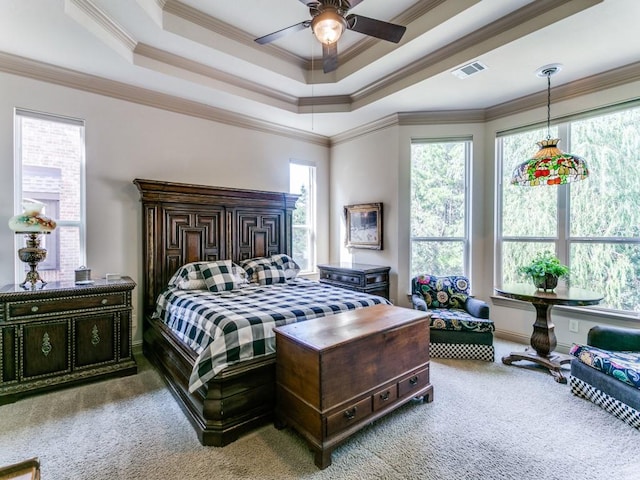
[0,0,639,139]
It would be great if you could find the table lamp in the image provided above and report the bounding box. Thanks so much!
[8,199,57,288]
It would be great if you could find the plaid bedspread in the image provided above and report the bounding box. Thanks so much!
[153,278,391,392]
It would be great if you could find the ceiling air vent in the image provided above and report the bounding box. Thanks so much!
[451,61,488,79]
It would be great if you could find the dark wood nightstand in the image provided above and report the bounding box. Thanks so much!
[0,277,137,404]
[317,263,390,300]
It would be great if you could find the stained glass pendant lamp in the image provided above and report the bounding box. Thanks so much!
[511,64,589,186]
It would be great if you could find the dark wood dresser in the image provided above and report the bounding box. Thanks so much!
[0,277,137,404]
[274,304,433,469]
[317,263,391,300]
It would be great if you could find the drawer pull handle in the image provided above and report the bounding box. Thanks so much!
[31,306,39,313]
[91,325,100,346]
[343,407,357,421]
[380,391,391,402]
[101,299,108,305]
[409,376,419,387]
[41,332,52,357]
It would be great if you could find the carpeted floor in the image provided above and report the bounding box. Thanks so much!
[0,338,638,480]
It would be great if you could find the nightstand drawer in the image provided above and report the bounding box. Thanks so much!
[317,263,391,300]
[7,292,127,319]
[320,271,361,287]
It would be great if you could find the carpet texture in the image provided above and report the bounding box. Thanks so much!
[1,339,638,479]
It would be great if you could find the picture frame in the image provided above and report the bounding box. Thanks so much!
[344,202,383,250]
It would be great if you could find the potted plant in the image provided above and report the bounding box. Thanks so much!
[517,251,569,291]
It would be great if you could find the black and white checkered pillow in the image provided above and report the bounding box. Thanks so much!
[239,257,273,283]
[270,254,301,279]
[201,260,238,292]
[254,264,287,285]
[168,261,208,286]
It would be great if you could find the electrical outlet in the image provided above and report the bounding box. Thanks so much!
[569,319,579,333]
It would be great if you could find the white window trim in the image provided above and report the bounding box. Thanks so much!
[13,108,87,283]
[409,137,472,278]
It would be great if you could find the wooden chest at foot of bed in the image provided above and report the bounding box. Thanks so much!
[273,304,433,469]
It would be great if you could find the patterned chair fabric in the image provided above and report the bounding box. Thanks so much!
[412,275,494,333]
[570,325,640,430]
[411,274,494,361]
[570,344,640,390]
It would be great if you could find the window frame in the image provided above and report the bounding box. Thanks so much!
[13,108,87,284]
[495,107,640,315]
[409,137,472,279]
[289,160,316,275]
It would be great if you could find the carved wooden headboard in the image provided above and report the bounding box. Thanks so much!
[133,179,299,316]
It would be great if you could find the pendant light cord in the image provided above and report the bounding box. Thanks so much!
[546,71,551,140]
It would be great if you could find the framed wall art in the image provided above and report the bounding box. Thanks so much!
[344,202,383,250]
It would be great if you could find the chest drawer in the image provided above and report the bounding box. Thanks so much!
[398,367,430,398]
[372,384,399,411]
[325,397,372,437]
[7,292,127,319]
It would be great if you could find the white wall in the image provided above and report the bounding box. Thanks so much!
[330,126,401,303]
[0,72,330,342]
[330,123,486,308]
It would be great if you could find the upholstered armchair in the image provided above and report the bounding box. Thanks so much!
[570,325,640,429]
[411,274,495,361]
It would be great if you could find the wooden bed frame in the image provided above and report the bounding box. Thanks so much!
[133,178,299,446]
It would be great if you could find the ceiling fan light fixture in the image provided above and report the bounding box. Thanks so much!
[311,9,346,45]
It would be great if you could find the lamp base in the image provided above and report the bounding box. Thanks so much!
[17,233,49,289]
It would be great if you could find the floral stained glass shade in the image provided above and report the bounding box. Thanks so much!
[511,138,589,186]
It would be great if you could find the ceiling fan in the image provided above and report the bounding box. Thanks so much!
[254,0,407,73]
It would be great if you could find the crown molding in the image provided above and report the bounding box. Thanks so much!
[162,0,306,70]
[72,0,600,118]
[351,0,602,109]
[398,110,487,125]
[0,51,329,147]
[1,48,638,149]
[337,0,455,70]
[331,61,640,144]
[485,61,640,121]
[65,0,136,60]
[330,114,401,146]
[133,43,300,112]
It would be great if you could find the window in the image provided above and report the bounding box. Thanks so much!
[14,109,86,284]
[497,106,640,312]
[410,139,471,278]
[289,161,316,273]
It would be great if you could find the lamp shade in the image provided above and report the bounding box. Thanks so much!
[510,138,589,186]
[8,199,57,233]
[311,9,346,45]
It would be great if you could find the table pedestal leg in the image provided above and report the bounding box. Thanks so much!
[501,302,572,383]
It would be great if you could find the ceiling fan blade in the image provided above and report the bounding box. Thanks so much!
[322,42,338,73]
[348,0,365,8]
[254,21,310,45]
[346,14,406,43]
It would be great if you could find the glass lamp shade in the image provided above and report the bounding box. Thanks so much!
[8,199,57,233]
[511,138,589,186]
[311,10,346,45]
